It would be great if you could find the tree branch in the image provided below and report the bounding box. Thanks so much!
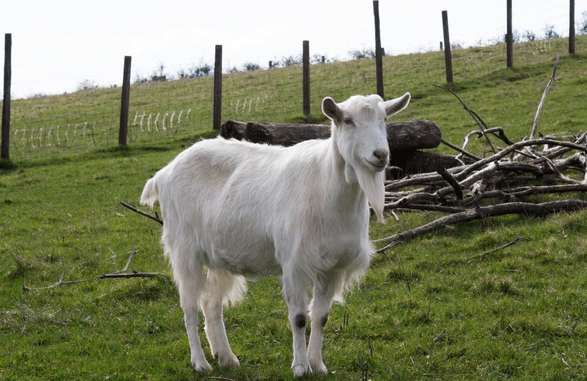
[529,54,559,140]
[120,201,163,225]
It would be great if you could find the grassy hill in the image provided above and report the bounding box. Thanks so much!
[1,37,587,380]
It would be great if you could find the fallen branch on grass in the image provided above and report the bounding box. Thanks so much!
[99,247,162,280]
[376,198,587,254]
[99,271,159,279]
[23,270,85,292]
[466,236,523,263]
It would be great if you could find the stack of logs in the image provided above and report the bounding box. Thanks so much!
[220,119,462,178]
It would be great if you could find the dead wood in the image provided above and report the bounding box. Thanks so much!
[120,201,163,225]
[99,272,159,279]
[375,200,587,252]
[375,59,587,250]
[467,236,523,262]
[99,248,162,280]
[23,271,85,292]
[530,55,559,140]
[220,119,442,151]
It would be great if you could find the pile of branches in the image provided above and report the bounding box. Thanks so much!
[375,56,587,252]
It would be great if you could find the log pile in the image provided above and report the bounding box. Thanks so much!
[221,119,451,177]
[375,55,587,251]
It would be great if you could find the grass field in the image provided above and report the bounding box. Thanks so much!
[2,37,587,380]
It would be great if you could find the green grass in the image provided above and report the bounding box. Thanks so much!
[2,37,587,380]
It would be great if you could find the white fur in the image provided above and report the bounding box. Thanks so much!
[140,93,410,376]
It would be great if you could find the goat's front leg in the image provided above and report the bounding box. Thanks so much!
[307,274,340,375]
[282,270,310,377]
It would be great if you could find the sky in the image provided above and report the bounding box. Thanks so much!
[1,0,586,99]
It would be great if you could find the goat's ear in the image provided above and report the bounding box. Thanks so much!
[322,97,343,123]
[384,92,411,118]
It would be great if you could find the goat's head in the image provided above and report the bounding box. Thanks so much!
[322,93,411,222]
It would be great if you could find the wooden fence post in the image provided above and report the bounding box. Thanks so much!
[118,56,132,146]
[2,33,12,160]
[442,11,453,84]
[373,0,384,99]
[569,0,576,54]
[303,40,310,117]
[506,0,513,68]
[213,45,222,131]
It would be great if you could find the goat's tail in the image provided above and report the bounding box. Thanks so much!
[140,175,160,209]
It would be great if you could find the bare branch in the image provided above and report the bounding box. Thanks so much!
[23,270,86,292]
[374,200,587,245]
[116,248,139,274]
[99,272,159,279]
[120,201,163,226]
[434,85,497,154]
[529,54,559,140]
[467,236,523,262]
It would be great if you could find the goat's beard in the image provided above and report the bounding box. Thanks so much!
[355,166,386,223]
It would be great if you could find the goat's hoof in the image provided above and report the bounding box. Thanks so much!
[292,363,311,377]
[217,352,240,368]
[193,359,213,373]
[311,362,328,375]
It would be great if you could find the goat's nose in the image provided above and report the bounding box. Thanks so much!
[373,149,389,162]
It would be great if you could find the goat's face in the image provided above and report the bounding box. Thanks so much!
[322,93,410,174]
[322,93,411,222]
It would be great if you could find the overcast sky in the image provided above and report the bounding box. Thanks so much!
[2,0,585,98]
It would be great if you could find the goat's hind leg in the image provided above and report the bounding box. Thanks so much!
[201,270,244,368]
[172,257,212,372]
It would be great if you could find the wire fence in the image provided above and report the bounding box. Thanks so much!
[4,6,587,161]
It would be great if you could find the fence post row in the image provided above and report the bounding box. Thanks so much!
[442,11,453,84]
[1,33,11,160]
[373,0,384,99]
[303,40,310,117]
[506,0,513,68]
[118,56,132,146]
[213,45,223,131]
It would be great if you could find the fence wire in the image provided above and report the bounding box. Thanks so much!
[5,35,586,161]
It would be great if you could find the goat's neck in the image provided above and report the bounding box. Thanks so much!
[327,132,366,211]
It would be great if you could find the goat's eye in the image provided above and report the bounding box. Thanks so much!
[344,118,354,126]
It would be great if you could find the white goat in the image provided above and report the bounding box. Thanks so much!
[140,93,411,376]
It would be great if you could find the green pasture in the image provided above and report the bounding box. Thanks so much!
[1,37,587,380]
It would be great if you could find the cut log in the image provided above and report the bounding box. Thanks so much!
[389,150,472,177]
[220,119,441,151]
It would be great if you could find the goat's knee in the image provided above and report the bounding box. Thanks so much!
[295,313,307,330]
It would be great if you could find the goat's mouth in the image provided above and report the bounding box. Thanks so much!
[365,159,387,172]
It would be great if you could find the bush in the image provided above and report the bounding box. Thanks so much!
[348,47,376,60]
[188,60,212,78]
[279,55,302,67]
[578,11,587,35]
[242,62,260,72]
[543,24,560,39]
[76,79,99,91]
[523,30,537,41]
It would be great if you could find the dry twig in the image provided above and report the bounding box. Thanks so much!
[467,236,523,262]
[120,201,163,225]
[23,270,85,292]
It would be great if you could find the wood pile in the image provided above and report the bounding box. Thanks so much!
[220,119,457,178]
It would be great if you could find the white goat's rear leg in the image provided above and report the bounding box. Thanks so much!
[201,270,241,368]
[282,270,311,377]
[174,264,212,372]
[307,275,341,375]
